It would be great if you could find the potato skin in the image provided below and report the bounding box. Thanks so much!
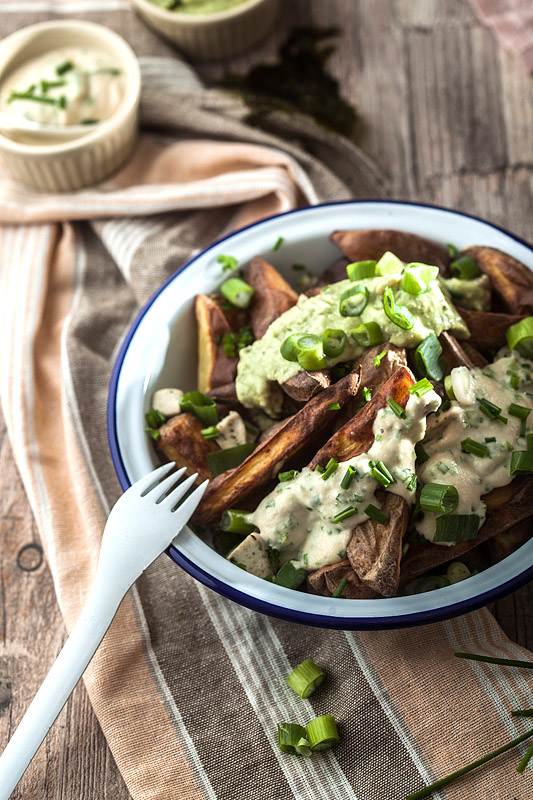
[156,412,219,483]
[331,229,450,273]
[195,294,241,393]
[461,245,533,315]
[458,307,525,353]
[245,257,298,340]
[307,560,377,598]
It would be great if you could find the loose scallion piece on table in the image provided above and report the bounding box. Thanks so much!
[461,437,488,457]
[433,514,480,544]
[387,398,406,419]
[512,709,533,717]
[206,442,256,478]
[420,483,459,514]
[517,742,533,773]
[217,253,238,272]
[277,722,308,754]
[351,320,383,347]
[340,465,357,490]
[409,377,434,397]
[274,560,307,589]
[333,505,358,524]
[383,287,414,330]
[414,333,445,380]
[339,284,369,317]
[321,458,339,481]
[510,450,533,475]
[373,349,387,367]
[278,470,298,482]
[346,259,376,281]
[364,504,388,524]
[220,509,256,535]
[180,391,218,425]
[449,256,479,279]
[322,328,347,358]
[506,316,533,357]
[305,715,340,752]
[455,652,533,669]
[405,728,533,800]
[332,578,348,598]
[286,659,325,698]
[220,277,254,309]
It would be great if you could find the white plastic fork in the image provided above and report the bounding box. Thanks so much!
[0,463,207,799]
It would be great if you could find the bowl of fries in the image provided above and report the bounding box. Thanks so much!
[108,200,533,629]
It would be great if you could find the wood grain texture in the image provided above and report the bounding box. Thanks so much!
[1,1,532,797]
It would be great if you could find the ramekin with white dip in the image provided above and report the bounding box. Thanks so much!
[0,21,141,192]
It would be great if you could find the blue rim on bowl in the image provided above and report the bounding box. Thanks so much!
[107,200,533,630]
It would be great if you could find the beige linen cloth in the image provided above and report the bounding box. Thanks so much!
[1,5,533,800]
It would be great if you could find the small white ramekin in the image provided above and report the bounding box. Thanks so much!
[130,0,280,61]
[0,21,141,192]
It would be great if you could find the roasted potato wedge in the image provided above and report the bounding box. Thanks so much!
[457,307,524,354]
[346,492,409,597]
[307,560,378,598]
[316,256,350,287]
[488,519,532,563]
[156,412,219,483]
[194,371,361,524]
[331,229,450,273]
[195,294,244,393]
[281,369,331,403]
[461,246,533,315]
[245,257,298,339]
[438,331,479,371]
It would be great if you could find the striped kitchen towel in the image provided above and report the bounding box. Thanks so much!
[0,3,532,800]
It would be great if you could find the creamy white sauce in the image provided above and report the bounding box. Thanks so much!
[251,388,441,570]
[417,351,533,542]
[0,48,123,139]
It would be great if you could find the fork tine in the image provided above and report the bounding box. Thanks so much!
[170,479,208,518]
[133,462,177,496]
[145,467,187,502]
[158,472,198,508]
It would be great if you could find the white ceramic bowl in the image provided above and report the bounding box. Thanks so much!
[108,200,533,629]
[130,0,280,60]
[0,21,141,192]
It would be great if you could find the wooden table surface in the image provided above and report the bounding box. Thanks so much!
[1,1,532,798]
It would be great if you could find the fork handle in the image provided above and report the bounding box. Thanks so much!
[0,574,127,799]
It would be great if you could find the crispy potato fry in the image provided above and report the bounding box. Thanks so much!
[399,476,533,586]
[488,519,532,563]
[195,294,241,393]
[156,412,219,483]
[316,256,350,287]
[457,307,524,353]
[207,381,240,408]
[438,331,479,371]
[281,369,331,403]
[245,257,298,340]
[462,246,533,315]
[331,229,450,273]
[310,366,415,468]
[307,560,378,598]
[193,371,361,524]
[347,491,409,597]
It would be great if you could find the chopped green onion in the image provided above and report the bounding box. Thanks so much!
[339,284,369,317]
[409,378,434,397]
[364,504,388,524]
[145,407,166,429]
[414,333,445,380]
[508,403,531,423]
[478,397,507,424]
[455,652,533,669]
[446,561,471,584]
[286,659,325,698]
[373,349,387,367]
[447,243,458,258]
[528,433,533,452]
[401,263,439,295]
[305,715,340,752]
[220,277,254,309]
[315,464,325,474]
[517,743,533,773]
[280,333,303,362]
[333,578,348,598]
[328,402,341,411]
[272,236,284,251]
[485,436,496,443]
[322,328,347,358]
[333,505,358,523]
[8,91,57,105]
[415,443,429,464]
[220,509,255,534]
[420,483,459,514]
[363,386,372,402]
[433,514,480,543]
[346,259,376,281]
[369,459,395,488]
[201,425,219,439]
[274,560,307,589]
[461,437,488,457]
[450,256,479,279]
[144,427,161,441]
[387,398,406,419]
[512,710,533,717]
[444,374,456,400]
[296,334,327,371]
[56,60,74,75]
[340,465,357,490]
[207,443,256,477]
[510,450,533,475]
[375,251,404,276]
[321,458,339,481]
[383,287,414,330]
[278,470,298,482]
[405,472,417,492]
[351,320,383,347]
[277,722,307,754]
[40,79,67,93]
[267,545,280,567]
[506,316,533,357]
[217,254,238,272]
[180,391,218,426]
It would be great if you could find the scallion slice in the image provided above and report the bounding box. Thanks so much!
[364,504,388,524]
[201,425,219,439]
[296,334,327,371]
[506,316,533,357]
[528,433,533,452]
[207,442,256,478]
[286,659,325,698]
[510,450,533,475]
[409,377,434,397]
[420,483,459,514]
[339,284,369,317]
[414,333,445,380]
[351,321,383,347]
[280,333,303,362]
[446,561,471,584]
[383,287,414,330]
[321,458,339,480]
[363,386,372,402]
[340,465,357,490]
[346,259,376,281]
[478,397,508,424]
[433,514,480,544]
[220,509,255,534]
[274,560,307,589]
[415,443,429,463]
[387,398,406,419]
[333,505,358,523]
[450,256,479,279]
[220,277,254,309]
[508,403,531,421]
[322,328,347,358]
[333,578,348,598]
[401,263,439,295]
[373,349,387,367]
[447,243,458,258]
[56,60,74,76]
[375,251,404,276]
[369,459,396,488]
[305,715,340,752]
[328,402,341,411]
[444,374,456,400]
[461,437,488,457]
[180,391,218,425]
[278,723,307,754]
[278,470,298,482]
